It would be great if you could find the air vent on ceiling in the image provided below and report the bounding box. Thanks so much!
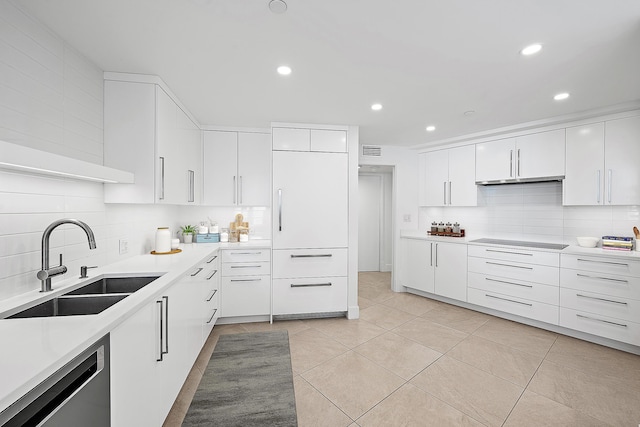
[362,145,382,157]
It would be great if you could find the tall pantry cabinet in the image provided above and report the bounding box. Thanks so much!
[271,125,358,318]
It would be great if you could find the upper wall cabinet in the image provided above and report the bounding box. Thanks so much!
[202,131,271,206]
[564,116,640,205]
[104,80,201,205]
[419,145,476,206]
[475,129,565,184]
[272,127,347,153]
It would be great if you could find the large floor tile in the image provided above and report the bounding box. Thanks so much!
[527,360,640,426]
[288,328,350,374]
[381,292,442,316]
[354,331,442,380]
[240,319,311,336]
[301,351,405,420]
[472,317,557,358]
[358,303,416,330]
[545,335,640,385]
[411,356,523,427]
[503,391,608,427]
[358,296,376,310]
[420,303,490,334]
[302,317,386,348]
[358,283,396,303]
[393,317,468,353]
[293,376,353,427]
[357,383,485,427]
[447,335,543,386]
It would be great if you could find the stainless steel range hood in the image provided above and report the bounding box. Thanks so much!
[476,175,564,185]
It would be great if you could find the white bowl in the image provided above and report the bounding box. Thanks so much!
[576,236,599,248]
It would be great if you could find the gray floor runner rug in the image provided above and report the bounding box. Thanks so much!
[183,330,298,427]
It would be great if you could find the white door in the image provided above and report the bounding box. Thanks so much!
[516,129,565,180]
[358,174,381,271]
[272,151,348,249]
[202,131,238,205]
[605,116,640,205]
[237,132,271,206]
[424,150,449,206]
[475,138,515,182]
[563,123,605,205]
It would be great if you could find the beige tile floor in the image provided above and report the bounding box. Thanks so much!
[164,271,640,426]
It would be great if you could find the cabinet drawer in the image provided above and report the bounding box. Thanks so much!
[222,261,271,277]
[559,307,640,346]
[468,257,559,285]
[468,272,559,305]
[467,287,559,325]
[469,245,559,266]
[222,249,270,263]
[560,288,640,323]
[272,127,310,151]
[272,248,347,278]
[272,277,347,315]
[561,254,640,277]
[560,268,640,300]
[221,276,270,317]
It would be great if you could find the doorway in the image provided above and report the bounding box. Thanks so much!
[358,166,393,273]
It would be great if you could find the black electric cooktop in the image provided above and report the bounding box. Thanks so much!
[469,238,568,251]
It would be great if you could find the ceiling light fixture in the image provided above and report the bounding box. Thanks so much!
[268,0,287,14]
[277,65,292,75]
[554,92,570,101]
[426,125,436,132]
[520,43,542,56]
[371,103,382,111]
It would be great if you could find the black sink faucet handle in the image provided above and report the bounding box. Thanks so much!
[79,265,98,279]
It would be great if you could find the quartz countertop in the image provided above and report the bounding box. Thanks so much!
[0,240,271,413]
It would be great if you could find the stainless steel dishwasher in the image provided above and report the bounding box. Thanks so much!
[0,335,110,427]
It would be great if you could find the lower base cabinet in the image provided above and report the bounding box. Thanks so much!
[220,248,271,318]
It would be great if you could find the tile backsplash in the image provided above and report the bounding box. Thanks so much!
[419,181,640,244]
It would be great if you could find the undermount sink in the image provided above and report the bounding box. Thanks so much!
[5,275,161,319]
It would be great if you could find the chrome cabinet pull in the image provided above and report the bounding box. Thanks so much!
[206,270,218,280]
[206,256,218,263]
[576,314,627,328]
[430,242,433,267]
[577,258,628,267]
[607,169,612,203]
[576,294,628,305]
[230,265,261,268]
[517,148,521,176]
[576,273,628,284]
[486,293,532,306]
[230,278,262,282]
[443,181,447,205]
[486,249,533,256]
[206,289,217,301]
[188,170,195,202]
[435,243,438,267]
[448,181,452,205]
[278,188,283,231]
[206,309,218,324]
[290,282,332,288]
[486,261,533,270]
[163,296,169,355]
[156,300,164,361]
[239,175,243,204]
[596,170,601,204]
[233,176,237,204]
[509,150,513,177]
[290,254,332,258]
[190,267,203,277]
[485,277,533,288]
[159,157,165,200]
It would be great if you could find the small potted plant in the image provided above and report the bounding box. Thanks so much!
[180,225,197,244]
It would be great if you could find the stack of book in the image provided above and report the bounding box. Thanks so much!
[602,236,634,251]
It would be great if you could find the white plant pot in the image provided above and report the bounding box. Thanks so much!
[183,234,193,244]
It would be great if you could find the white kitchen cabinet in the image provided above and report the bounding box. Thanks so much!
[475,129,565,183]
[272,151,348,249]
[202,130,271,206]
[272,127,347,153]
[421,145,476,206]
[400,238,467,301]
[104,79,201,205]
[220,249,271,318]
[563,116,640,205]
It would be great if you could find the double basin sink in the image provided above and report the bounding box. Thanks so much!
[6,276,161,319]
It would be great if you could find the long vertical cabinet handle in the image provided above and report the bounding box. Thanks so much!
[233,176,237,204]
[509,150,513,177]
[435,243,438,267]
[188,170,195,202]
[159,157,165,200]
[596,170,601,204]
[278,188,283,231]
[430,243,433,267]
[239,176,243,204]
[517,149,521,177]
[448,181,452,205]
[156,300,163,361]
[162,296,169,356]
[443,182,447,205]
[607,169,612,204]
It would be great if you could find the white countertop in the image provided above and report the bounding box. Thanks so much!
[0,240,271,413]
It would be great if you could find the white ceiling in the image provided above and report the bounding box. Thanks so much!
[18,0,640,147]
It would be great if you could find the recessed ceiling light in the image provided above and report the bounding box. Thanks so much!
[521,43,542,56]
[277,65,292,75]
[426,125,436,132]
[371,103,382,111]
[554,92,570,101]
